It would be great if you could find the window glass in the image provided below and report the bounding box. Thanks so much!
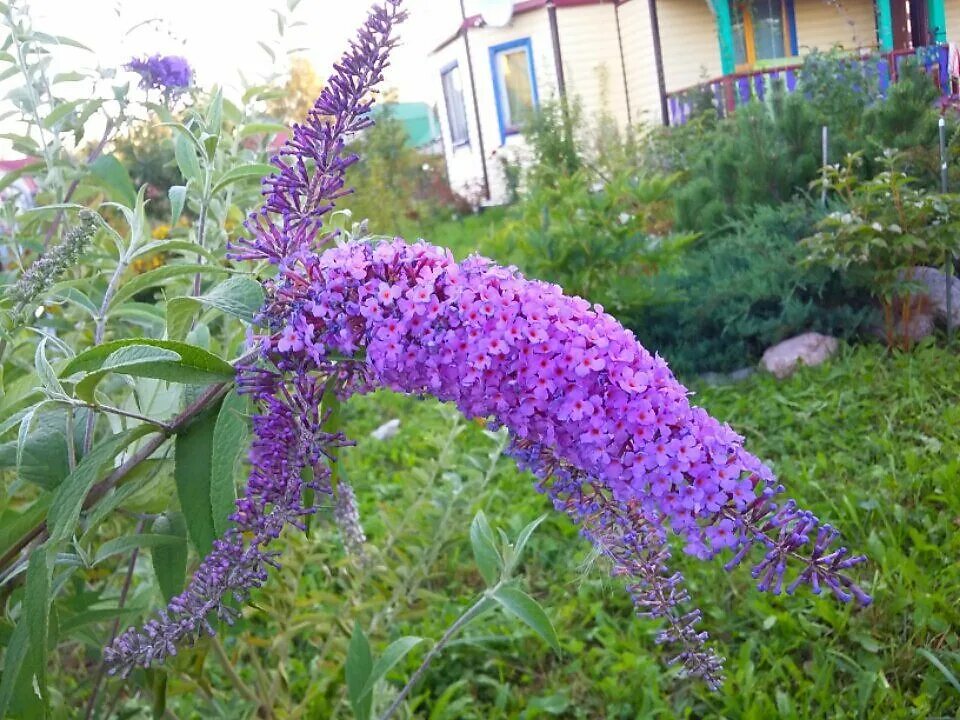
[753,0,785,61]
[495,46,534,132]
[441,64,469,146]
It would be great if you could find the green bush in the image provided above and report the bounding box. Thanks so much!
[634,200,873,375]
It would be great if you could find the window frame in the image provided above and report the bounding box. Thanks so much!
[440,61,470,149]
[488,37,539,144]
[731,0,799,71]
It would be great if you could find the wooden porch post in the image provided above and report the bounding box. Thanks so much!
[876,0,894,51]
[927,0,947,43]
[712,0,737,75]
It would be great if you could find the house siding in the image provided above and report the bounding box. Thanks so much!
[556,4,631,127]
[947,0,960,41]
[616,0,664,124]
[432,11,559,205]
[657,0,723,94]
[794,0,878,52]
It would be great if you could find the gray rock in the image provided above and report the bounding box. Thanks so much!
[761,333,839,379]
[901,266,960,329]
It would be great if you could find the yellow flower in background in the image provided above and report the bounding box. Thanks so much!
[131,254,167,274]
[152,224,171,240]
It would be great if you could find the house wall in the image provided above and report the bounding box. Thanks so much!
[433,11,560,205]
[947,0,960,41]
[616,0,665,125]
[556,4,631,127]
[657,0,723,94]
[793,0,878,52]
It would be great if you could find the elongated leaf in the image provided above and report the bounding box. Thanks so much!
[42,98,84,129]
[25,547,50,710]
[504,514,547,577]
[0,496,51,560]
[175,404,220,555]
[93,533,186,566]
[130,239,218,264]
[210,390,248,536]
[491,585,560,654]
[357,636,424,701]
[89,154,137,208]
[74,345,181,402]
[211,163,276,195]
[470,511,502,587]
[174,131,201,183]
[346,621,373,720]
[166,276,264,340]
[17,406,89,490]
[34,337,64,396]
[169,185,187,226]
[108,263,230,308]
[63,338,235,385]
[151,512,188,602]
[59,607,143,636]
[46,430,142,546]
[0,159,42,194]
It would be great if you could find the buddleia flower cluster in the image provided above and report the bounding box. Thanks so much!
[125,55,193,99]
[8,210,98,318]
[106,0,870,688]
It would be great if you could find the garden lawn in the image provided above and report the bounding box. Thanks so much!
[182,342,959,719]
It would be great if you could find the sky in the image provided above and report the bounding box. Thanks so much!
[24,0,468,103]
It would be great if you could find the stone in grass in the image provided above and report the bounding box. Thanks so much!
[901,266,960,329]
[761,332,839,380]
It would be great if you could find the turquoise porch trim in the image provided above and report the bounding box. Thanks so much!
[713,0,736,75]
[928,0,947,43]
[876,0,894,51]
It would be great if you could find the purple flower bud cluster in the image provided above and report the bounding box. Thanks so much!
[105,372,349,676]
[125,55,192,98]
[249,237,870,685]
[233,0,407,264]
[104,2,406,676]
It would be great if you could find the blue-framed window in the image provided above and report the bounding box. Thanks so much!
[440,62,469,148]
[489,37,539,143]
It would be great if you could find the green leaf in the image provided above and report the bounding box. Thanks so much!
[108,263,231,308]
[491,586,560,654]
[88,154,137,209]
[0,496,51,561]
[0,548,50,718]
[72,343,232,402]
[24,546,51,710]
[151,512,189,602]
[345,621,373,720]
[63,338,235,387]
[169,185,187,226]
[166,276,264,340]
[205,88,223,135]
[130,239,218,264]
[175,402,220,555]
[917,648,960,695]
[211,163,276,195]
[93,533,186,566]
[357,636,424,702]
[469,511,502,587]
[0,159,42,194]
[175,130,202,183]
[34,337,64,397]
[0,605,29,718]
[46,429,142,546]
[41,98,84,129]
[504,514,547,577]
[210,390,248,536]
[17,406,88,491]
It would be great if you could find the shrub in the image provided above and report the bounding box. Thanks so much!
[634,200,873,375]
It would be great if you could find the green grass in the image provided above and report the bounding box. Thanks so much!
[160,342,960,719]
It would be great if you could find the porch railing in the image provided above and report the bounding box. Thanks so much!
[665,44,958,126]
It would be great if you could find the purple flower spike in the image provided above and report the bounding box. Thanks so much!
[125,54,192,98]
[104,0,870,691]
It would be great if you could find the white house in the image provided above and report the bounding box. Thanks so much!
[430,0,960,205]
